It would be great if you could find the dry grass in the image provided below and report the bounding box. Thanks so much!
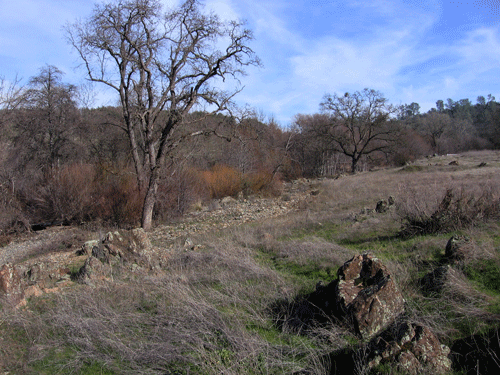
[397,184,500,237]
[2,151,500,374]
[1,226,337,374]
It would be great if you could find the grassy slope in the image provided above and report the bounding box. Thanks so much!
[1,150,500,374]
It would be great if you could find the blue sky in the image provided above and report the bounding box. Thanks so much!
[1,0,500,126]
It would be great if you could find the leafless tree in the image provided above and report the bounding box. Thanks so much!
[291,113,338,177]
[66,0,260,230]
[12,65,80,170]
[0,76,23,129]
[319,88,399,173]
[413,111,453,154]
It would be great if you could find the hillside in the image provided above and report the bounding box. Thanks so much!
[1,150,500,374]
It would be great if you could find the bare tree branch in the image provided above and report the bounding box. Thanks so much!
[66,0,260,229]
[319,88,400,173]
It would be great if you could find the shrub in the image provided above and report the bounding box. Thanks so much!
[0,180,30,237]
[13,163,144,228]
[16,163,97,225]
[398,186,500,237]
[95,171,143,227]
[154,167,209,222]
[243,170,283,197]
[202,165,242,199]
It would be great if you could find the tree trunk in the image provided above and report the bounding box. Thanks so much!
[141,168,160,231]
[351,157,358,174]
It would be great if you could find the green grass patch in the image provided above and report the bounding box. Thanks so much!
[30,347,117,375]
[338,232,448,263]
[279,221,345,242]
[246,321,286,345]
[273,261,337,282]
[254,248,338,294]
[464,260,500,295]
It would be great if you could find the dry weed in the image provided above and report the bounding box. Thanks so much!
[398,184,500,237]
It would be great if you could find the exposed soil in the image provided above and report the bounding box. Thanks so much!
[0,226,88,266]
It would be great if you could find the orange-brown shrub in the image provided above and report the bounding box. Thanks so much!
[202,164,242,199]
[243,170,283,197]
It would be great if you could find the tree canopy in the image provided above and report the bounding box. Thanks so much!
[318,88,399,173]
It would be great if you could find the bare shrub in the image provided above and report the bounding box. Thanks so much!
[38,163,97,223]
[154,167,209,222]
[12,162,144,228]
[0,179,29,237]
[398,184,500,237]
[10,163,97,226]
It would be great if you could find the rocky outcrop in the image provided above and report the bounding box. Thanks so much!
[368,321,451,374]
[333,254,405,339]
[274,253,406,340]
[375,200,389,213]
[420,265,453,295]
[75,255,113,284]
[420,235,492,303]
[1,228,163,305]
[1,252,84,308]
[375,196,395,213]
[75,228,163,284]
[305,254,451,374]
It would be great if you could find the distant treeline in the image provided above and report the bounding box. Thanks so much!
[1,66,499,230]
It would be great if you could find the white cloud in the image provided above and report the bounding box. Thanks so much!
[231,0,445,123]
[455,26,500,70]
[3,0,499,123]
[206,0,240,21]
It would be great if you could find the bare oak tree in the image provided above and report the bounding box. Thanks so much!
[319,88,399,173]
[66,0,259,230]
[413,111,452,154]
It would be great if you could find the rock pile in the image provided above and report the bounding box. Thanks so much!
[375,195,395,213]
[75,228,164,284]
[0,264,24,306]
[0,228,162,307]
[367,321,451,374]
[444,234,476,263]
[304,253,451,374]
[150,179,314,247]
